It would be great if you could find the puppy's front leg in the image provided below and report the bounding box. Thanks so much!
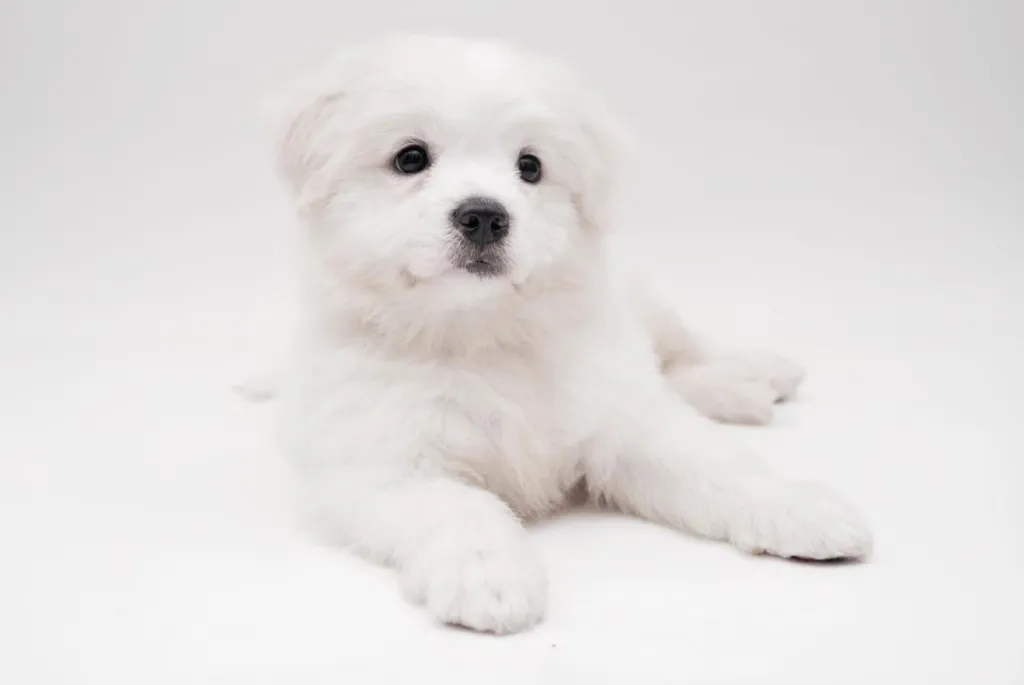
[303,471,547,634]
[588,398,873,560]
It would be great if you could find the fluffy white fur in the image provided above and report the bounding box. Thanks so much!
[264,33,872,635]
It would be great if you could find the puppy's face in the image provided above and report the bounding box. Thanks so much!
[276,35,627,305]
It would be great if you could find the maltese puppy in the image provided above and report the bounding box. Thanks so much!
[266,33,872,634]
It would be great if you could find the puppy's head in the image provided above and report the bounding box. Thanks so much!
[274,33,629,306]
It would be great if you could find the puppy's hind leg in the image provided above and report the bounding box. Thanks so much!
[628,278,805,425]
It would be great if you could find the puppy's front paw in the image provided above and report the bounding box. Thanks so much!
[402,534,548,634]
[731,482,873,561]
[669,352,806,425]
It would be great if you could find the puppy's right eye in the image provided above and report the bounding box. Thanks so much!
[393,145,430,175]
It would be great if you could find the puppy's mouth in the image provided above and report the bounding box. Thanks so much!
[451,246,509,278]
[463,257,503,277]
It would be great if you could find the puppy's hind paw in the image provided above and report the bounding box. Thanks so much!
[723,350,806,402]
[670,365,778,425]
[668,351,806,425]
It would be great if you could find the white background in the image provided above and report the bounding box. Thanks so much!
[2,1,1022,683]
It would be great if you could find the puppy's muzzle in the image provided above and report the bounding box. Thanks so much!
[452,197,509,247]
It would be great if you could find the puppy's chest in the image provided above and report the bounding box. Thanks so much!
[423,355,597,509]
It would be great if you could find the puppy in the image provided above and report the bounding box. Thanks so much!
[268,33,872,634]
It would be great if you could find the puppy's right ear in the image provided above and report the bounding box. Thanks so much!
[265,71,347,216]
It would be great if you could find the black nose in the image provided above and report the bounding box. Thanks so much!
[452,197,509,246]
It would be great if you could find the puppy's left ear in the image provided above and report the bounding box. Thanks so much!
[572,90,634,235]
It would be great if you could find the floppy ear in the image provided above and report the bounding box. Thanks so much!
[266,79,346,217]
[568,85,635,235]
[268,41,385,216]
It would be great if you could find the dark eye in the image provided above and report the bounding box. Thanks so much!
[393,144,430,174]
[517,153,542,184]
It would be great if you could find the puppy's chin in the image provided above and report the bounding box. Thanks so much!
[426,266,517,308]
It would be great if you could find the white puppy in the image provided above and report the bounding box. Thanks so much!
[267,33,872,634]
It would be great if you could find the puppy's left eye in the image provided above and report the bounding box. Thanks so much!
[517,153,542,184]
